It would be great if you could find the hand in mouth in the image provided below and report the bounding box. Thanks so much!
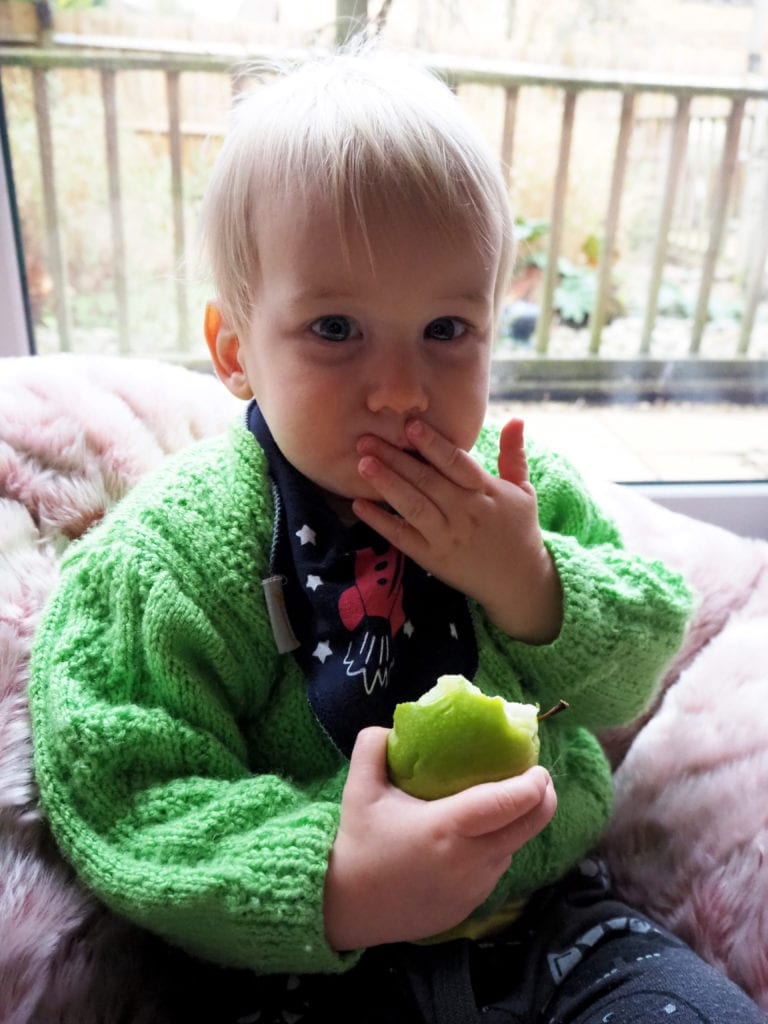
[404,448,429,464]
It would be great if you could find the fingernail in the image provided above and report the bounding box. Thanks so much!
[528,765,549,786]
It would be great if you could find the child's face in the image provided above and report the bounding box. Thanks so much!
[218,195,498,503]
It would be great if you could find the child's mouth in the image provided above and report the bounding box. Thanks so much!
[405,449,429,464]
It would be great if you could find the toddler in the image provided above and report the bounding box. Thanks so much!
[29,47,767,1023]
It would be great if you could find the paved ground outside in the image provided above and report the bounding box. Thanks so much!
[486,400,768,483]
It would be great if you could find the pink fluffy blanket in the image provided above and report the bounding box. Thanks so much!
[2,354,767,1021]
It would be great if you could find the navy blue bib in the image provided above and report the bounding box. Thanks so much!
[249,401,478,758]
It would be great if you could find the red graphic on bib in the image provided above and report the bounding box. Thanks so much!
[338,546,406,694]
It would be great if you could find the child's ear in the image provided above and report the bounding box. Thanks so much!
[204,301,254,400]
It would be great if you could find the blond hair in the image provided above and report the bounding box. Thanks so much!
[200,46,514,335]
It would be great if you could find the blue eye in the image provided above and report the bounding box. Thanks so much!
[425,318,467,342]
[310,316,359,342]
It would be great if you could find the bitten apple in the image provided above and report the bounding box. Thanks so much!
[387,674,541,800]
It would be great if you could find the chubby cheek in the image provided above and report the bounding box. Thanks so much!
[435,392,488,453]
[273,419,370,498]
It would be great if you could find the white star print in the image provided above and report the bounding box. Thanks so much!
[449,622,458,639]
[313,641,332,663]
[403,620,414,638]
[296,524,316,545]
[306,574,323,591]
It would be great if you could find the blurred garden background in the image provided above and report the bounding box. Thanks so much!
[1,0,768,399]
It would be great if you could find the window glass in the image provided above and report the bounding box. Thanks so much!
[1,0,765,485]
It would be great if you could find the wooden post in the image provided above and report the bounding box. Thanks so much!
[589,91,635,355]
[32,67,70,351]
[535,89,577,355]
[738,148,768,355]
[34,1,53,48]
[101,69,129,354]
[640,94,691,355]
[690,97,746,354]
[500,86,518,190]
[166,70,188,350]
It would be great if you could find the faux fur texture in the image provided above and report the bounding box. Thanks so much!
[1,353,766,1019]
[593,480,768,1009]
[0,355,242,1024]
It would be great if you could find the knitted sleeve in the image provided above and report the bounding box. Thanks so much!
[29,435,355,976]
[472,426,693,731]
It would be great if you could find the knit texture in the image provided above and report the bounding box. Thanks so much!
[29,420,692,975]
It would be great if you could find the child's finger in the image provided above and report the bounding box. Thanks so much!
[447,765,553,838]
[403,419,486,491]
[352,468,436,557]
[498,418,530,486]
[356,428,481,499]
[490,776,558,850]
[345,726,392,794]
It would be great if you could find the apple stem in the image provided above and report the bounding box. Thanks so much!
[538,699,570,722]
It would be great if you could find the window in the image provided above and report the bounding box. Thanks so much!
[1,0,766,537]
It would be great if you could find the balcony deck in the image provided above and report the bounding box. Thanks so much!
[487,398,768,483]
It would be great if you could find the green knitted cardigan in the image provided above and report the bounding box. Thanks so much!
[29,420,692,975]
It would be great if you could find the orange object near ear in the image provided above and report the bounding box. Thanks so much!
[204,301,222,345]
[202,301,253,400]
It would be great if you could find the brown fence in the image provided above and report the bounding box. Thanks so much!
[2,36,768,400]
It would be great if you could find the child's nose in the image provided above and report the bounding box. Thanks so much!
[365,356,428,416]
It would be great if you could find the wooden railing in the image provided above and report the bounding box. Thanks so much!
[2,37,768,400]
[432,55,768,361]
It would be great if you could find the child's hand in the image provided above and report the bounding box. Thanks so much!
[352,418,562,643]
[323,726,557,951]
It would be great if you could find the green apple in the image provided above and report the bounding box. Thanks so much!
[386,674,541,800]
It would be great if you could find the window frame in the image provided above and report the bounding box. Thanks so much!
[0,74,34,358]
[629,481,768,540]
